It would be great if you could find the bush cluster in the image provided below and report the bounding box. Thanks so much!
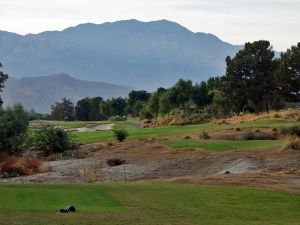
[113,129,128,142]
[281,125,300,137]
[242,130,271,140]
[109,116,126,122]
[28,125,75,156]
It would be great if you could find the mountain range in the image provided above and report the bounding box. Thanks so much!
[0,19,242,90]
[2,74,130,113]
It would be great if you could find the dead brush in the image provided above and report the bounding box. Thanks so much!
[0,152,9,162]
[284,136,300,151]
[215,109,300,125]
[80,164,98,183]
[106,158,126,167]
[38,164,52,173]
[0,156,43,177]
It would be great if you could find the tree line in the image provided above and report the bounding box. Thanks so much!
[1,40,298,122]
[49,41,300,121]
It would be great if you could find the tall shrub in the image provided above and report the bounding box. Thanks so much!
[0,104,29,153]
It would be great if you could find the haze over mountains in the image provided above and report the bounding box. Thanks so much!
[0,19,242,88]
[2,74,130,113]
[0,19,243,112]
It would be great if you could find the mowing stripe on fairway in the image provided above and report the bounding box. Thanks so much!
[0,184,298,225]
[0,185,124,212]
[73,119,300,144]
[160,139,284,152]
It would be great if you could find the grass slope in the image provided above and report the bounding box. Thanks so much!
[161,139,284,152]
[0,184,299,225]
[74,119,300,144]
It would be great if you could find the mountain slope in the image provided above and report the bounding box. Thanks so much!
[2,74,130,113]
[0,19,242,89]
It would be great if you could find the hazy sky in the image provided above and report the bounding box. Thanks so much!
[1,0,299,51]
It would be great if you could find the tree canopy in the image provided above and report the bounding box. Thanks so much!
[51,98,75,121]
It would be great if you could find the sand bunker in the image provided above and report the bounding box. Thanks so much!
[73,124,114,132]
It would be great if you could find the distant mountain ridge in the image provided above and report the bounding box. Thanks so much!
[2,74,130,113]
[0,19,242,89]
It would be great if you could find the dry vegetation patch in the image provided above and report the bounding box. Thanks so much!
[0,156,49,178]
[215,109,300,125]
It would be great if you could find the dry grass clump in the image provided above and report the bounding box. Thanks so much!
[143,114,208,127]
[0,156,44,177]
[80,164,98,183]
[284,137,300,151]
[215,109,300,125]
[199,131,210,140]
[280,109,300,120]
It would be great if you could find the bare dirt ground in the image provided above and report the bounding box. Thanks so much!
[1,138,300,194]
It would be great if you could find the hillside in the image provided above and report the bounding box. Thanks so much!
[0,19,242,89]
[2,74,130,113]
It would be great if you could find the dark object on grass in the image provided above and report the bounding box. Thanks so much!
[60,205,76,213]
[107,158,126,167]
[224,171,231,174]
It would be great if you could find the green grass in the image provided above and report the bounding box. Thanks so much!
[73,118,300,144]
[73,122,219,144]
[237,118,300,128]
[161,139,284,152]
[0,183,299,225]
[0,185,123,212]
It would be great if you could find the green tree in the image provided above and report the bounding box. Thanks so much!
[128,90,151,107]
[99,100,112,119]
[206,77,222,91]
[148,88,167,118]
[192,81,212,110]
[211,90,231,117]
[276,43,300,102]
[148,93,160,118]
[0,62,8,106]
[75,97,103,121]
[223,40,276,113]
[89,97,103,120]
[111,97,127,116]
[140,106,154,120]
[75,98,90,121]
[132,100,145,116]
[0,104,29,153]
[168,79,193,110]
[159,92,171,115]
[51,98,75,121]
